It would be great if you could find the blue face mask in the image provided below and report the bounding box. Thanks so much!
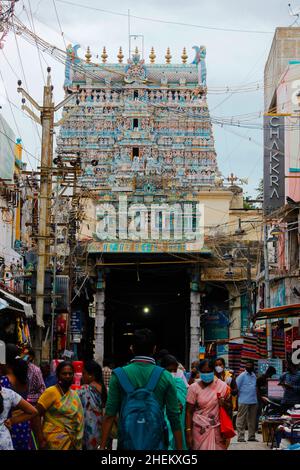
[200,372,215,384]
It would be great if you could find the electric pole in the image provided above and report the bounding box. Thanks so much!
[263,223,272,358]
[17,68,78,363]
[246,245,252,331]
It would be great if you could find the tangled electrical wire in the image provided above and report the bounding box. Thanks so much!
[0,1,17,49]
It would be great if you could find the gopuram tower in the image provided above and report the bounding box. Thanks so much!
[57,45,222,365]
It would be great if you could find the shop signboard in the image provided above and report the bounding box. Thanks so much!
[216,344,229,356]
[204,309,229,341]
[71,334,81,344]
[70,311,82,334]
[241,294,248,335]
[63,349,74,359]
[198,346,205,360]
[263,115,285,214]
[257,358,283,379]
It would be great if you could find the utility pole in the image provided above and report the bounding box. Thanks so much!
[50,181,58,361]
[246,245,252,331]
[263,223,272,358]
[17,68,78,363]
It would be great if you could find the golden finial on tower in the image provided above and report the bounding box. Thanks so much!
[165,47,172,64]
[117,46,124,63]
[181,47,188,64]
[85,46,92,63]
[101,46,108,63]
[149,47,156,63]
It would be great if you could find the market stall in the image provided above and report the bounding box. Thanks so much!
[0,287,34,348]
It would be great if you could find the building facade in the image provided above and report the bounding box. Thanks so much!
[258,27,300,363]
[57,45,261,366]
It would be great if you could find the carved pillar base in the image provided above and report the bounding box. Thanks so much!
[94,289,105,365]
[190,291,201,366]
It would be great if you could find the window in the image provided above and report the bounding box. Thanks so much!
[132,147,139,158]
[133,119,139,129]
[134,90,139,99]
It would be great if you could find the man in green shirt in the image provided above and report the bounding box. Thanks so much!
[100,329,183,450]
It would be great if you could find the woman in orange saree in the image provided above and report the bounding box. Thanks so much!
[33,362,84,450]
[186,359,232,451]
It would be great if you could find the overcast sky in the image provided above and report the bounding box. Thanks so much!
[0,0,296,196]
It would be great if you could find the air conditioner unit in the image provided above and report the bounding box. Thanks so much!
[55,275,69,310]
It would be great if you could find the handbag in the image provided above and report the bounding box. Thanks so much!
[217,393,236,439]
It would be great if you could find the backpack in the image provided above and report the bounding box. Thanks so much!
[114,366,166,450]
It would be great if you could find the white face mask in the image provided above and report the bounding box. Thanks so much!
[215,366,224,374]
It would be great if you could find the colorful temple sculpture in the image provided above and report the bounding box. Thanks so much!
[56,46,261,367]
[58,45,218,217]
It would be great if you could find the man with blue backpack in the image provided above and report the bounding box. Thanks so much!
[99,329,183,450]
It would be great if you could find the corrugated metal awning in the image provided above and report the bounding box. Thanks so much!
[253,303,300,322]
[0,288,34,318]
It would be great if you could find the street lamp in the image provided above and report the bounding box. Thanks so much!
[143,306,150,314]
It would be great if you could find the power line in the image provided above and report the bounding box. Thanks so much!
[12,15,299,97]
[0,127,40,163]
[0,67,35,171]
[26,0,47,83]
[12,19,42,145]
[52,0,67,49]
[55,0,274,34]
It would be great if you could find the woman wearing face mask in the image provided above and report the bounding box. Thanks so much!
[185,359,232,450]
[161,355,187,450]
[32,361,84,450]
[214,358,238,418]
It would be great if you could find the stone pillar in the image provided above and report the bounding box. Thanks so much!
[190,291,201,366]
[94,270,105,365]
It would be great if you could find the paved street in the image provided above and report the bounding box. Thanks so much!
[229,433,269,451]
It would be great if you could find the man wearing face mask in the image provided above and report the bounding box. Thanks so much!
[236,360,258,443]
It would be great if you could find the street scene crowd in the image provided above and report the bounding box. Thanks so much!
[1,329,300,451]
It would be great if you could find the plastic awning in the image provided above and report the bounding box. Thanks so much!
[0,289,34,318]
[253,303,300,322]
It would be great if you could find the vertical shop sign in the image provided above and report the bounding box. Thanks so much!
[263,115,285,214]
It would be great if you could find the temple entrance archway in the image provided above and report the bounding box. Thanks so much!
[104,265,191,367]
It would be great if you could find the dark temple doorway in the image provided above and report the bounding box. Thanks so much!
[104,264,190,367]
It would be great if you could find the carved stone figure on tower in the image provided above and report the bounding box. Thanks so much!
[192,45,207,86]
[125,49,147,83]
[65,44,81,86]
